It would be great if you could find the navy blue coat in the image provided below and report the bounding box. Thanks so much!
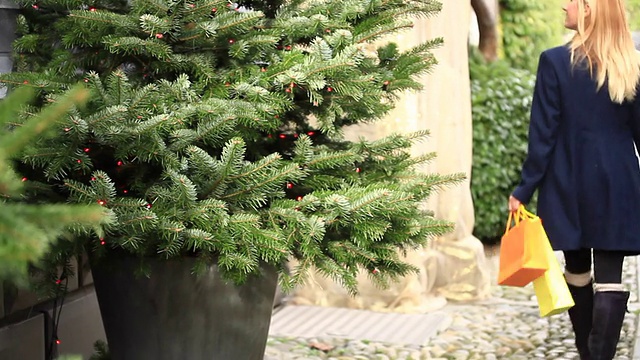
[513,45,640,253]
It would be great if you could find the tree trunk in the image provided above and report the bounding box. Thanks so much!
[471,0,498,62]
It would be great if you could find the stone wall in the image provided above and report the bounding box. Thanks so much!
[291,0,492,312]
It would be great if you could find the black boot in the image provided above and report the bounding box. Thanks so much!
[567,283,593,360]
[588,291,630,360]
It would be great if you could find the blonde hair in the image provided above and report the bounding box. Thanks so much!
[569,0,640,103]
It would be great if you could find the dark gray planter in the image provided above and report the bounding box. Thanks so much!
[90,254,278,360]
[0,1,18,98]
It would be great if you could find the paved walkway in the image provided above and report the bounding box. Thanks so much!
[264,252,640,360]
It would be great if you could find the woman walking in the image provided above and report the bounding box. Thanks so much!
[508,0,640,359]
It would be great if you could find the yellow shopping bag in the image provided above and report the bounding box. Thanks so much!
[532,222,575,317]
[497,206,548,287]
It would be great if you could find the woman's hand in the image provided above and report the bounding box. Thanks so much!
[508,195,522,212]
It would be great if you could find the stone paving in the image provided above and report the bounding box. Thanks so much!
[264,254,640,360]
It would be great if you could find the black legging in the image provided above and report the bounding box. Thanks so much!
[563,249,625,284]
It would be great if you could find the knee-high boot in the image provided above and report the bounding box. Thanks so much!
[567,282,593,360]
[588,290,629,360]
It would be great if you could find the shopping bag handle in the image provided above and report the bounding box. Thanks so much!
[504,205,532,235]
[520,206,537,219]
[504,209,519,235]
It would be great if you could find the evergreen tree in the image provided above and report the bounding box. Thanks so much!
[2,0,462,292]
[0,85,108,280]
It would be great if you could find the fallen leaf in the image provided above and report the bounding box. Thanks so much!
[308,342,334,352]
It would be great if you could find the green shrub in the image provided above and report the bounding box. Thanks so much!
[500,0,565,71]
[470,54,536,244]
[628,0,640,30]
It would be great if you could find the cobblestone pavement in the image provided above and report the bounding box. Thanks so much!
[264,255,640,360]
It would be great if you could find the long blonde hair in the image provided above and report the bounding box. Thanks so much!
[569,0,640,103]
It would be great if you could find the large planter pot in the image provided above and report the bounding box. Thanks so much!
[90,253,278,360]
[0,1,19,94]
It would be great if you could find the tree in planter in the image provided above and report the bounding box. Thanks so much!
[3,0,461,358]
[0,85,107,280]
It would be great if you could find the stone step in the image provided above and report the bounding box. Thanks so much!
[269,305,451,346]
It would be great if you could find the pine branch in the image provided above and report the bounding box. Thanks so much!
[103,36,174,61]
[220,163,304,204]
[201,138,247,199]
[0,83,108,279]
[355,23,415,44]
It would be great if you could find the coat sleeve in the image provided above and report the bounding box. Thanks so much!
[512,51,561,204]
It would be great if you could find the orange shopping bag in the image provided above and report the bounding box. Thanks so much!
[497,206,549,287]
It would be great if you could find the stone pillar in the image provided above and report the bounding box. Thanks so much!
[291,0,491,312]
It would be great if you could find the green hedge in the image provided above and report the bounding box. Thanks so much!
[470,52,536,244]
[500,0,565,71]
[629,0,640,31]
[468,0,562,244]
[500,0,640,64]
